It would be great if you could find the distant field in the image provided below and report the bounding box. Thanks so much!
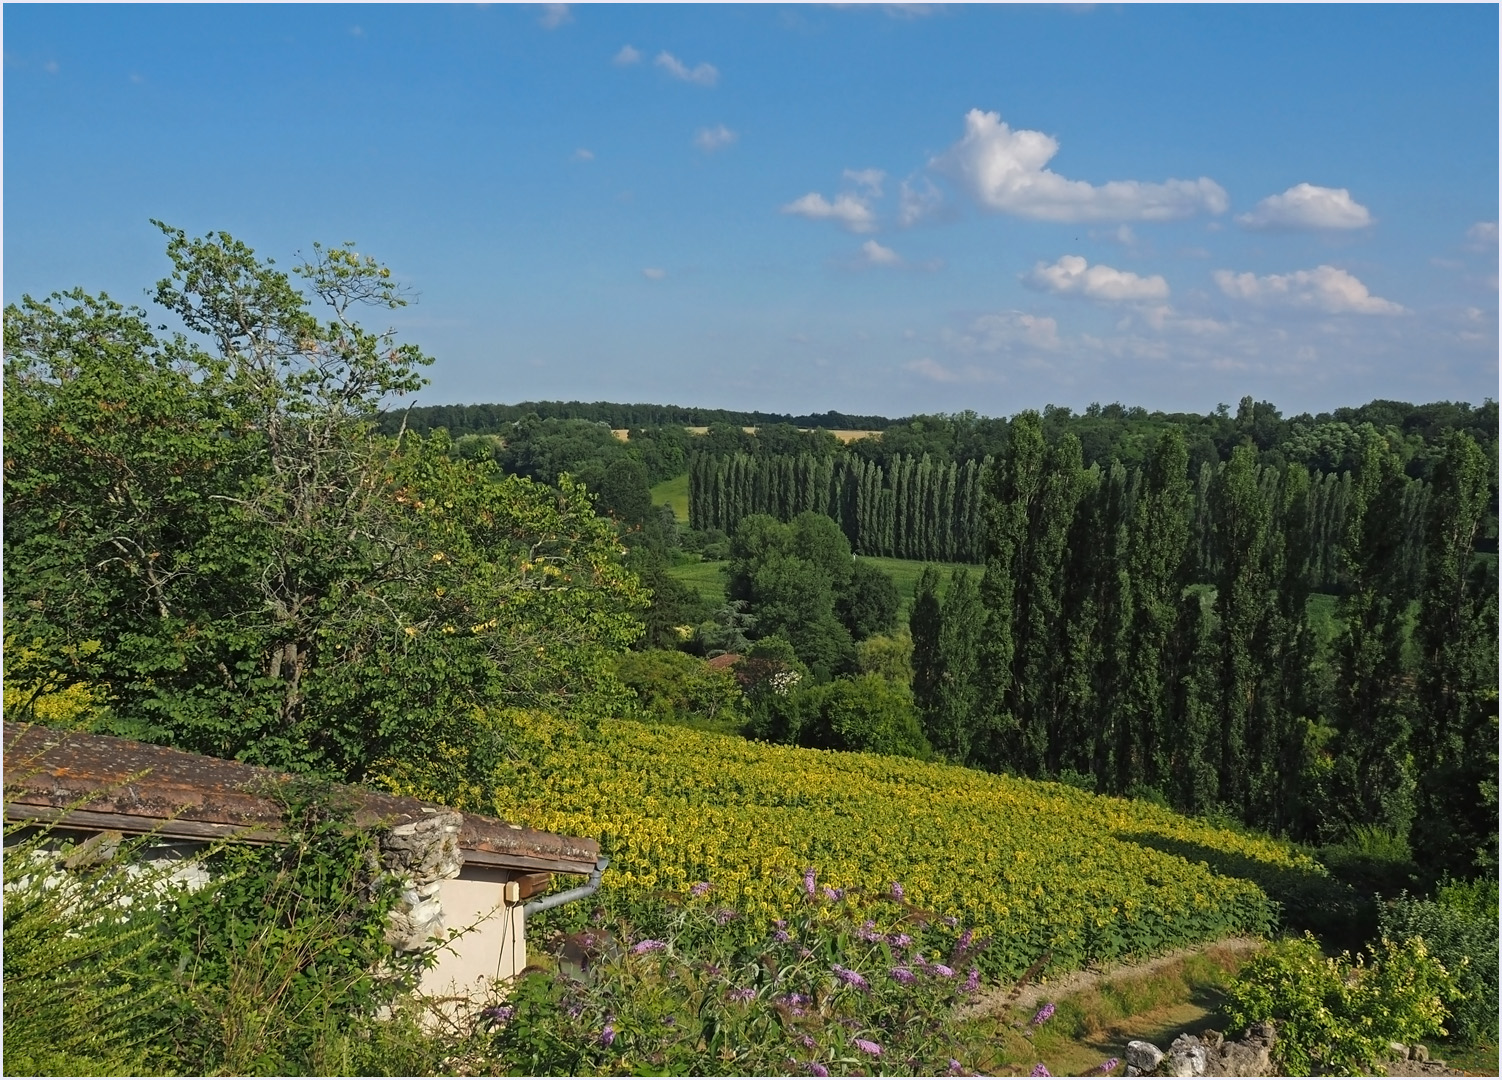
[667,555,981,619]
[651,473,690,522]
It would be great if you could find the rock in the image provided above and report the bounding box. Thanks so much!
[379,811,464,881]
[1411,1045,1429,1063]
[1124,1068,1139,1078]
[1125,1040,1165,1074]
[1213,1022,1276,1076]
[1165,1033,1209,1076]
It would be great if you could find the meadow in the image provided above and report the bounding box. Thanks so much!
[667,556,979,620]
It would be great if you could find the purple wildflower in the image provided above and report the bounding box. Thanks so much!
[631,939,667,954]
[799,947,814,959]
[727,987,755,1004]
[853,1038,883,1057]
[943,915,959,928]
[1095,1058,1121,1075]
[803,867,818,897]
[774,929,792,943]
[948,1060,964,1075]
[822,885,840,901]
[963,967,980,994]
[805,1063,830,1077]
[856,919,883,943]
[690,881,712,897]
[599,1020,616,1048]
[799,1034,817,1050]
[831,964,870,991]
[712,908,739,925]
[931,962,955,978]
[887,932,912,948]
[480,1004,515,1024]
[1030,1065,1052,1077]
[776,992,809,1017]
[1030,1002,1056,1027]
[957,928,975,951]
[889,966,916,985]
[890,881,905,901]
[703,963,722,977]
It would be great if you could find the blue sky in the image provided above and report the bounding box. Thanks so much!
[4,3,1497,418]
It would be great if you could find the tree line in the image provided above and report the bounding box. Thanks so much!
[907,414,1497,882]
[689,446,1433,593]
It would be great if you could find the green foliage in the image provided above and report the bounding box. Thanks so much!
[489,877,991,1076]
[1225,933,1457,1075]
[4,227,646,781]
[1379,885,1499,1045]
[1,790,455,1077]
[2,826,172,1076]
[616,650,747,732]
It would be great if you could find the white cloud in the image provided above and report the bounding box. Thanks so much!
[1025,254,1169,302]
[614,44,642,65]
[954,310,1062,353]
[538,4,572,29]
[781,191,877,233]
[932,109,1227,223]
[843,168,886,195]
[897,177,945,226]
[1214,265,1405,315]
[906,357,963,382]
[694,124,738,152]
[1466,221,1498,249]
[572,148,594,162]
[1237,183,1373,230]
[858,240,903,267]
[642,268,666,281]
[655,50,719,86]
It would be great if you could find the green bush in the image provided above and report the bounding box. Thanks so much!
[1379,881,1499,1045]
[1225,932,1458,1075]
[2,785,466,1077]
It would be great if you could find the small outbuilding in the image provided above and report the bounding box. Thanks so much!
[2,722,603,1006]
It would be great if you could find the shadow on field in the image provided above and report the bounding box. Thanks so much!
[1115,831,1369,947]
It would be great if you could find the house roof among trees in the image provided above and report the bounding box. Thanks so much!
[2,723,599,875]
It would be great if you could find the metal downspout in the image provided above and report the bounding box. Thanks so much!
[522,856,610,917]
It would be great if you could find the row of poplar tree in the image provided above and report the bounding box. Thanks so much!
[905,414,1496,878]
[689,447,1431,593]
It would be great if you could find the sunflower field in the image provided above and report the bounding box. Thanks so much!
[389,715,1335,979]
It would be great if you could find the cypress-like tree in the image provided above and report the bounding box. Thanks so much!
[1411,431,1499,878]
[1115,428,1193,795]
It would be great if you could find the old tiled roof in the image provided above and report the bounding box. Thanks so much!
[2,723,598,875]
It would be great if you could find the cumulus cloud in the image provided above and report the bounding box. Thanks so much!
[1237,183,1373,230]
[642,267,666,281]
[932,109,1227,223]
[1466,221,1498,249]
[843,168,886,195]
[572,148,594,162]
[655,50,719,86]
[949,310,1062,354]
[614,44,642,65]
[905,357,963,382]
[781,191,877,233]
[1214,265,1404,315]
[694,124,738,152]
[538,4,572,29]
[857,240,903,266]
[898,177,945,226]
[1025,254,1169,302]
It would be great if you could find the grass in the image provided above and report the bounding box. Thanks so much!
[651,473,690,522]
[665,555,981,619]
[970,946,1250,1077]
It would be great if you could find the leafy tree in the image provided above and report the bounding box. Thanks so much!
[838,560,900,640]
[3,226,646,781]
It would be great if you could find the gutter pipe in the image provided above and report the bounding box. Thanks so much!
[522,856,610,917]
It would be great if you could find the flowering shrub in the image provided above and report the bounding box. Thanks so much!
[1224,932,1458,1076]
[487,876,992,1076]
